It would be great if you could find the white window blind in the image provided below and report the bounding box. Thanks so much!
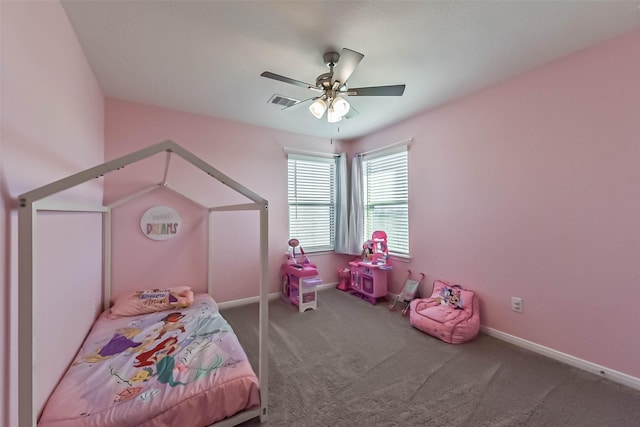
[362,147,409,255]
[288,154,336,252]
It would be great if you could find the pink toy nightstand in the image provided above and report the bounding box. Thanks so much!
[281,264,322,312]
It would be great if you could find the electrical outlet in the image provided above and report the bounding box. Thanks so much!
[511,297,523,312]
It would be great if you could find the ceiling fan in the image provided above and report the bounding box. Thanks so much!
[261,48,405,123]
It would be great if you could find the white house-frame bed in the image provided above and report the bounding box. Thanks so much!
[18,140,269,427]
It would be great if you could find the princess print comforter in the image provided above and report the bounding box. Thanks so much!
[38,293,260,426]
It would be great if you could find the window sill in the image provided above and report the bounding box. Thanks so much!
[390,254,412,263]
[303,250,335,256]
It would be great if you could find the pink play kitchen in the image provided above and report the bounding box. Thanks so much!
[348,231,393,304]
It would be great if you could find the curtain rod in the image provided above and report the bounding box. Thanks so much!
[357,137,413,157]
[283,147,340,158]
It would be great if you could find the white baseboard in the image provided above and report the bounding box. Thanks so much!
[481,326,640,391]
[216,293,279,310]
[217,282,338,310]
[316,281,338,292]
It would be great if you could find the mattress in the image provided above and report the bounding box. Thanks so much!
[38,293,260,426]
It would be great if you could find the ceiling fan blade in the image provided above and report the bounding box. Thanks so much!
[261,71,322,92]
[346,85,406,96]
[331,48,364,86]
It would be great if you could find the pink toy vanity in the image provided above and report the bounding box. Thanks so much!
[281,239,322,312]
[281,264,322,312]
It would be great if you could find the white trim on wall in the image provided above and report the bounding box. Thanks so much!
[384,290,640,392]
[356,137,412,158]
[217,282,338,310]
[282,147,338,158]
[481,326,640,392]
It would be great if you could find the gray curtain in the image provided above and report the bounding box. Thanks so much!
[347,155,364,255]
[334,153,350,253]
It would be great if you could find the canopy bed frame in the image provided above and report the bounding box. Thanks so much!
[18,140,269,426]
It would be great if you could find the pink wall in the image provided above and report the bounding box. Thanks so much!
[105,99,348,302]
[351,29,640,379]
[110,190,208,299]
[1,0,104,423]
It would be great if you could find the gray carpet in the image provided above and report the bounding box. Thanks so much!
[221,289,640,426]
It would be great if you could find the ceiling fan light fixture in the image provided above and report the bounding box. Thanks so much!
[332,97,350,116]
[261,48,405,125]
[309,98,327,119]
[327,107,343,123]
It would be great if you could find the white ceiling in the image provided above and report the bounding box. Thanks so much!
[61,1,640,141]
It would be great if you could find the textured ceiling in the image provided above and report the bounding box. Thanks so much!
[61,1,640,140]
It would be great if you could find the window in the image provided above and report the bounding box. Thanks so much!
[362,147,409,255]
[288,154,336,252]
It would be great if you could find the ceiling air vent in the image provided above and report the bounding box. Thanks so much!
[268,94,300,108]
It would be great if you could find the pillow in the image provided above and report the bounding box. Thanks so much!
[110,286,194,318]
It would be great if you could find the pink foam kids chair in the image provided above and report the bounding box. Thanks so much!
[409,280,480,344]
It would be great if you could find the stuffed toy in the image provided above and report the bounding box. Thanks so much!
[439,287,463,309]
[361,240,374,261]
